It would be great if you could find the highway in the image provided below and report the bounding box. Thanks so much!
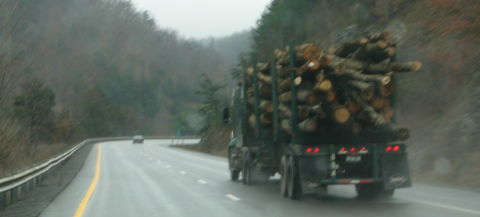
[40,140,480,217]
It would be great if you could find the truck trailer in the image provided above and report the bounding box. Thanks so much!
[224,38,413,200]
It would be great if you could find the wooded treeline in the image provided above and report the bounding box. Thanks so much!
[0,0,229,172]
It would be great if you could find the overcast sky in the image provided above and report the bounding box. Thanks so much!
[129,0,272,39]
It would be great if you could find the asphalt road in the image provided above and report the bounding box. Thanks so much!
[40,140,480,217]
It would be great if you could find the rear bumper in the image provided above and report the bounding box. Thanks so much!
[297,151,411,193]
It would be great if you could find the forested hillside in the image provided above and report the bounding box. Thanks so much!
[0,0,229,174]
[245,0,480,187]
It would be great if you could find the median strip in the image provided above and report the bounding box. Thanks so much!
[73,144,102,217]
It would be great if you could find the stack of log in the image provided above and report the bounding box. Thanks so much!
[245,31,421,141]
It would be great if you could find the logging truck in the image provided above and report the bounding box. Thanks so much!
[224,32,416,199]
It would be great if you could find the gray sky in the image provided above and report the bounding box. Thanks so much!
[129,0,272,39]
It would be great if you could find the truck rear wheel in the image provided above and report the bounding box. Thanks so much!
[242,152,252,185]
[280,156,288,197]
[228,148,240,181]
[287,157,302,200]
[356,183,395,199]
[230,170,240,181]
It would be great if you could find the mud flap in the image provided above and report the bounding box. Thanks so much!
[380,153,412,190]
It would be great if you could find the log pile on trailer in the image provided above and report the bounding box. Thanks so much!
[244,31,421,142]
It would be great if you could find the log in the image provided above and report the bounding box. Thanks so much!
[380,106,394,121]
[248,113,273,128]
[350,92,387,125]
[383,124,410,141]
[315,71,325,82]
[278,103,292,117]
[276,44,322,65]
[378,82,395,97]
[352,40,394,62]
[347,80,375,101]
[325,90,337,102]
[297,59,321,76]
[297,106,310,121]
[281,119,292,132]
[277,65,291,78]
[248,114,256,128]
[298,118,318,132]
[260,112,273,125]
[279,78,292,93]
[246,66,254,77]
[365,61,422,74]
[257,62,270,74]
[277,104,309,121]
[260,100,274,113]
[332,105,351,124]
[333,37,369,57]
[368,31,393,43]
[346,98,361,114]
[314,79,333,92]
[258,73,272,84]
[371,98,390,110]
[358,106,387,125]
[279,90,318,105]
[296,43,322,60]
[309,105,327,119]
[280,118,318,133]
[259,84,272,98]
[321,54,367,72]
[335,68,392,85]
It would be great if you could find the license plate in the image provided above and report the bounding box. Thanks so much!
[346,155,361,162]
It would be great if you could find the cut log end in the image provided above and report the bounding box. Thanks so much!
[294,77,302,86]
[300,44,322,60]
[410,61,422,71]
[359,37,369,45]
[316,80,332,92]
[334,107,351,124]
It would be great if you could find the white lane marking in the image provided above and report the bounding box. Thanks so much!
[179,170,187,175]
[197,179,207,184]
[225,194,240,201]
[399,196,480,215]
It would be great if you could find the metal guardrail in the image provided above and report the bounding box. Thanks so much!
[0,136,200,210]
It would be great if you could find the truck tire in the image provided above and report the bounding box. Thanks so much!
[242,152,252,185]
[287,157,302,200]
[230,170,240,181]
[356,183,395,199]
[228,148,240,181]
[280,156,288,197]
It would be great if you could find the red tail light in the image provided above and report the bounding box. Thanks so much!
[393,145,400,152]
[385,146,392,152]
[349,147,356,153]
[339,147,346,152]
[360,147,366,151]
[306,148,313,153]
[313,147,320,153]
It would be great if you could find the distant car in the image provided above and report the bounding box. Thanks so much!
[132,135,144,144]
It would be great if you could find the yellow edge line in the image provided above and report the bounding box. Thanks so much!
[73,144,102,217]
